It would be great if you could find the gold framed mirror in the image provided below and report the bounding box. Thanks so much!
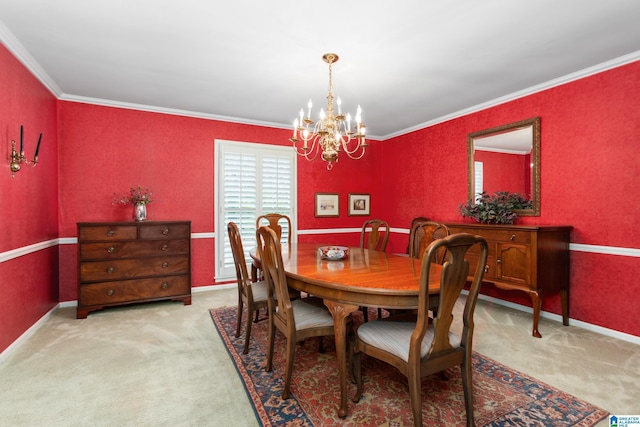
[467,117,540,216]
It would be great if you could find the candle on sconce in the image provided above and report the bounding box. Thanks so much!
[34,133,42,161]
[20,125,24,153]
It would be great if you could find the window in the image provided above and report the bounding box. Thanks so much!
[474,161,483,200]
[215,140,297,280]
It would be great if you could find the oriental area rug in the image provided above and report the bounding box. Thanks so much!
[210,306,608,426]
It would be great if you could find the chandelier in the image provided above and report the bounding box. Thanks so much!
[290,53,367,170]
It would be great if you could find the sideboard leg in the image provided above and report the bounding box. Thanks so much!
[561,287,569,326]
[529,291,543,338]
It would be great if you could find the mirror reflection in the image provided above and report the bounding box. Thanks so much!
[467,117,540,216]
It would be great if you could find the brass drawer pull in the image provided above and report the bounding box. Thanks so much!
[161,244,168,251]
[107,229,115,237]
[162,262,169,268]
[107,246,115,254]
[106,289,115,296]
[484,265,490,273]
[510,234,516,241]
[161,282,169,289]
[162,228,169,235]
[107,267,116,273]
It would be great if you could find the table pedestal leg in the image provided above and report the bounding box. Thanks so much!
[324,300,359,418]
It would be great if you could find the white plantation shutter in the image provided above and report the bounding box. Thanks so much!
[215,140,296,279]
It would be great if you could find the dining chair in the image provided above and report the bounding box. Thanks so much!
[359,219,390,321]
[405,221,450,318]
[256,225,338,400]
[405,216,429,254]
[353,233,489,427]
[227,222,270,355]
[359,219,389,252]
[253,214,293,281]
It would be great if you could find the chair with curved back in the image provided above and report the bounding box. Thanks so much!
[256,225,337,400]
[359,219,390,321]
[353,233,489,427]
[227,221,269,355]
[253,213,293,282]
[360,219,389,252]
[256,213,292,247]
[405,216,429,255]
[409,221,451,262]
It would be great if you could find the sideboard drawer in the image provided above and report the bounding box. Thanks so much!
[79,275,190,306]
[80,256,190,282]
[79,239,190,260]
[139,223,190,240]
[78,225,138,241]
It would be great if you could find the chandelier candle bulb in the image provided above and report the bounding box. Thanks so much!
[20,124,23,154]
[307,99,312,119]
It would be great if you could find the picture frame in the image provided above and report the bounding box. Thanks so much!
[315,193,340,217]
[348,193,370,216]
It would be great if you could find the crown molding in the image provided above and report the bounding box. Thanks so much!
[382,50,640,140]
[0,18,63,97]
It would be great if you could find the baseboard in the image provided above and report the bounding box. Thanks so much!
[472,292,640,346]
[0,304,58,364]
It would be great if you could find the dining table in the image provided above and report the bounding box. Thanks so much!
[250,242,442,418]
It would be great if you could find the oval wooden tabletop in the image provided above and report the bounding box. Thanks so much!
[250,242,441,307]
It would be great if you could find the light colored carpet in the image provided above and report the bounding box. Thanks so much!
[0,287,638,426]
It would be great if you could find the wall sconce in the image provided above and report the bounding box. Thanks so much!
[10,125,42,178]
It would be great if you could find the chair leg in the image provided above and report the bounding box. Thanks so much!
[353,350,363,402]
[266,318,275,372]
[282,335,296,400]
[243,304,254,354]
[253,307,260,323]
[361,306,369,322]
[407,366,422,427]
[235,299,244,338]
[461,358,475,427]
[377,308,383,319]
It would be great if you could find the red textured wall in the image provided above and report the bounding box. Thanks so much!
[379,60,640,336]
[0,44,59,352]
[56,102,381,301]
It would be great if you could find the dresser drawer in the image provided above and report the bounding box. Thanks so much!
[139,223,190,240]
[79,275,191,306]
[80,255,190,282]
[79,239,190,260]
[78,225,138,241]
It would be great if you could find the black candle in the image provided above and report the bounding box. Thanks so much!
[20,125,23,153]
[34,133,42,159]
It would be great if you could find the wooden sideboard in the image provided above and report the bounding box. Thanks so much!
[77,221,192,318]
[446,223,572,337]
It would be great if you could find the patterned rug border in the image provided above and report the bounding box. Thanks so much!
[210,306,608,427]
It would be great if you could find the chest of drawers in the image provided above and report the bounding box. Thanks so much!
[77,221,192,318]
[446,223,572,337]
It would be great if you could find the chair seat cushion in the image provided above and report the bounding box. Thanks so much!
[357,320,459,362]
[249,280,269,303]
[291,299,335,330]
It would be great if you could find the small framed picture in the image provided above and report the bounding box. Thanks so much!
[315,193,340,217]
[348,193,370,216]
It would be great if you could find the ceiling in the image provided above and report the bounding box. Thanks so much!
[1,0,639,140]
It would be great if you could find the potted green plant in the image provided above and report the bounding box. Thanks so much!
[459,191,532,224]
